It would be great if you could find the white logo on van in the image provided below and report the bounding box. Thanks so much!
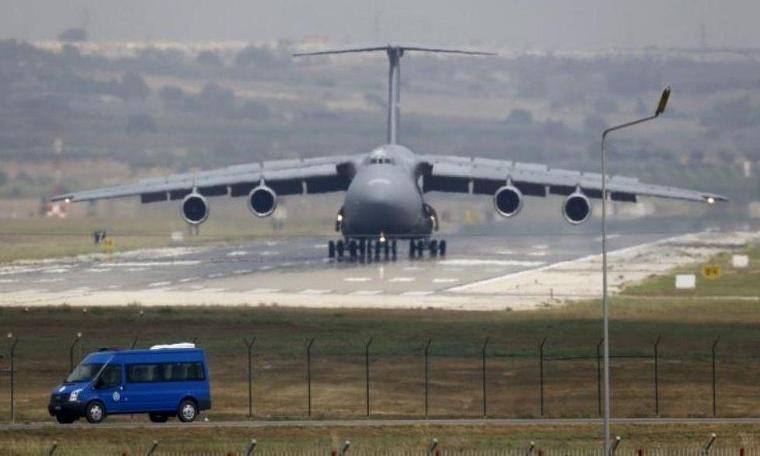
[112,391,121,401]
[58,386,66,393]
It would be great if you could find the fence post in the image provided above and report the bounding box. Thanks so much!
[712,336,719,417]
[596,338,603,417]
[364,337,373,417]
[525,441,535,456]
[7,333,18,424]
[306,337,315,417]
[481,336,489,417]
[244,438,257,456]
[539,336,547,417]
[424,338,432,417]
[244,337,256,418]
[69,332,82,372]
[131,310,144,348]
[654,335,661,416]
[47,441,58,456]
[144,440,159,456]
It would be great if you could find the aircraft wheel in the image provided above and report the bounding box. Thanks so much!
[374,240,381,258]
[328,241,336,258]
[349,240,357,259]
[359,239,366,256]
[439,240,447,257]
[409,240,416,258]
[429,239,439,257]
[336,240,345,258]
[383,241,390,259]
[391,240,397,259]
[416,240,425,256]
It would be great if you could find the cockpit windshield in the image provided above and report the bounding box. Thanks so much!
[369,156,394,165]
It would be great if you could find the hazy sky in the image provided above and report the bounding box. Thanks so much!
[2,0,759,50]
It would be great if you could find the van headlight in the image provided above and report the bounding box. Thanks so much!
[68,389,83,402]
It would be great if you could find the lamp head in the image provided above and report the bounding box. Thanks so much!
[655,86,671,117]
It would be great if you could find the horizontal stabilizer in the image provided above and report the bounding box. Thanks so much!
[293,45,496,57]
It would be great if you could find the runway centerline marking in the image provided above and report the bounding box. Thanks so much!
[389,277,415,283]
[179,277,198,283]
[234,269,253,275]
[148,281,172,288]
[227,251,248,257]
[259,251,280,256]
[249,288,280,294]
[344,277,371,282]
[207,273,224,279]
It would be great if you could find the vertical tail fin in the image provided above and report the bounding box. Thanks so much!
[293,45,494,145]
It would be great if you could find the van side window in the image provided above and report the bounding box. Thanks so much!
[127,364,161,383]
[127,362,205,383]
[99,364,121,389]
[162,362,205,381]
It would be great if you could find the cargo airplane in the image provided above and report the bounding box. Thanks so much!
[52,45,727,259]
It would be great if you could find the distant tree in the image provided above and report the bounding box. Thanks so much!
[197,82,235,112]
[196,50,223,67]
[159,85,185,109]
[235,45,277,67]
[504,108,533,126]
[126,114,158,134]
[58,28,88,42]
[236,100,271,120]
[118,72,150,101]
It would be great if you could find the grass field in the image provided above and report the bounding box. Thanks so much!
[0,237,757,453]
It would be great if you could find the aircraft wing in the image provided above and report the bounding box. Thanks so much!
[419,155,728,204]
[51,156,355,204]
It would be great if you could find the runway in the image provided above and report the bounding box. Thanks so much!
[0,217,756,310]
[1,417,759,431]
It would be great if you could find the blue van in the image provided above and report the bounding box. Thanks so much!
[48,345,211,424]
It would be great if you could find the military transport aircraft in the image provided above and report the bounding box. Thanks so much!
[52,45,727,260]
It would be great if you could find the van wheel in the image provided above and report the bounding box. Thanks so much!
[85,401,106,424]
[55,413,77,424]
[177,399,198,423]
[149,412,169,423]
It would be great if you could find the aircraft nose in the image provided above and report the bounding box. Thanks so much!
[343,175,423,235]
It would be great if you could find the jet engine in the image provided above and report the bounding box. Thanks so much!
[562,191,591,225]
[493,185,523,217]
[181,192,209,225]
[248,185,277,217]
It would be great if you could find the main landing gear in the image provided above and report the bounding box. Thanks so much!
[328,239,398,261]
[408,239,446,258]
[328,238,447,260]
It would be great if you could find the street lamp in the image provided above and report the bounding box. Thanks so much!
[600,86,670,455]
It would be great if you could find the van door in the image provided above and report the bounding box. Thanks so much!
[94,364,126,414]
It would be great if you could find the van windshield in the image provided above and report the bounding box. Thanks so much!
[65,363,104,383]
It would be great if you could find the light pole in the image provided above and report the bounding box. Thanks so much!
[600,86,670,455]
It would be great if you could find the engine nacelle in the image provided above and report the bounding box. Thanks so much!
[562,191,592,225]
[248,185,277,217]
[181,193,209,225]
[493,185,523,217]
